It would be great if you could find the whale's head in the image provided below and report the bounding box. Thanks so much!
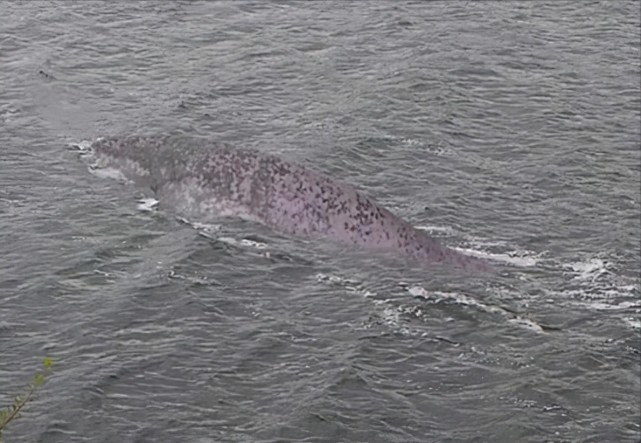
[89,136,169,188]
[88,134,214,190]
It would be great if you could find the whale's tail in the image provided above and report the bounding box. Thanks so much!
[412,229,494,273]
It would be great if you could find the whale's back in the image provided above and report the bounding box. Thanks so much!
[90,135,492,273]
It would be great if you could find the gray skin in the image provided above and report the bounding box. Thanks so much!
[90,134,493,273]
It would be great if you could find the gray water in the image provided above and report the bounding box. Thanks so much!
[1,1,639,442]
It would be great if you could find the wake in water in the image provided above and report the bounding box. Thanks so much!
[73,134,493,273]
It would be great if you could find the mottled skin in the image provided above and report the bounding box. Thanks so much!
[90,135,492,273]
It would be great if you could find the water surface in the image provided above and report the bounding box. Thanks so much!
[1,1,639,442]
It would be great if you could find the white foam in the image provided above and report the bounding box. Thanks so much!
[547,280,640,329]
[89,166,130,183]
[582,300,640,311]
[408,286,506,315]
[507,317,545,333]
[174,217,221,234]
[380,307,402,327]
[137,198,159,212]
[314,272,545,334]
[216,236,269,252]
[315,273,360,287]
[550,252,638,313]
[239,239,268,250]
[190,221,221,233]
[398,138,452,156]
[414,225,455,235]
[69,139,94,152]
[408,285,544,333]
[453,247,540,267]
[562,258,612,282]
[400,138,422,147]
[407,286,429,298]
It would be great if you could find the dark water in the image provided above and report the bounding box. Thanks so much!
[1,1,639,442]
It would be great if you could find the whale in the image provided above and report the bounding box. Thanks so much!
[86,134,492,273]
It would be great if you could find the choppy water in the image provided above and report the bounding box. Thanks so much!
[1,1,639,442]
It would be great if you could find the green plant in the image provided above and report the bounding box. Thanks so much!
[0,357,53,442]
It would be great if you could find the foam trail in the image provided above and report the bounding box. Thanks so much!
[85,134,493,273]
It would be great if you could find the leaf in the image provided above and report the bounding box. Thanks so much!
[42,357,53,369]
[34,373,45,386]
[0,355,55,433]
